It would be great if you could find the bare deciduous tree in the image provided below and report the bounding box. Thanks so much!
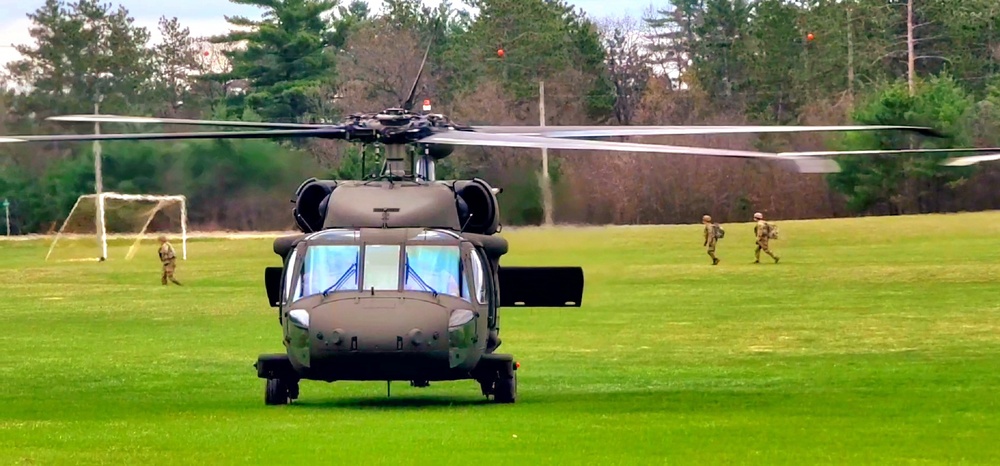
[335,20,438,112]
[599,15,653,125]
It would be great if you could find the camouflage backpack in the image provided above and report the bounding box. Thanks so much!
[713,223,725,239]
[765,222,779,239]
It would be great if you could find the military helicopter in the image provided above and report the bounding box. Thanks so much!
[3,47,999,405]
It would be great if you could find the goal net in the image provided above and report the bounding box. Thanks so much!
[45,192,187,262]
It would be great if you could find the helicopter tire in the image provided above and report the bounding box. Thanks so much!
[265,378,290,405]
[493,370,516,404]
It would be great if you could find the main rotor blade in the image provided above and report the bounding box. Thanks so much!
[469,125,945,138]
[402,41,432,112]
[420,131,839,173]
[0,128,347,144]
[779,147,1000,157]
[943,154,1000,166]
[47,114,327,129]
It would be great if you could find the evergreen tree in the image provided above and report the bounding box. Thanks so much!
[149,17,202,116]
[828,76,976,214]
[451,0,613,118]
[692,0,753,108]
[207,0,339,122]
[5,0,154,116]
[327,0,372,49]
[643,0,703,84]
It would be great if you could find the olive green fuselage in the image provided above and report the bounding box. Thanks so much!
[273,227,502,383]
[257,179,582,404]
[285,292,481,381]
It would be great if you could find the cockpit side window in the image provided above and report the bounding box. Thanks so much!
[470,248,487,304]
[296,244,360,299]
[404,245,462,298]
[283,247,299,304]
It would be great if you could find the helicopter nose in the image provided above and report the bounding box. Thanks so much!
[309,298,449,354]
[319,328,345,346]
[293,298,461,380]
[408,328,425,346]
[313,326,430,350]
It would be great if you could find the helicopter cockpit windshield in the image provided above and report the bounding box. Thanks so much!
[292,230,470,301]
[403,245,463,296]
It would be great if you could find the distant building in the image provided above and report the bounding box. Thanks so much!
[224,79,250,96]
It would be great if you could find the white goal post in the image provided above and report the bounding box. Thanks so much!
[45,192,187,262]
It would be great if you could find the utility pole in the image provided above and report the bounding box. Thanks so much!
[539,80,553,226]
[907,0,915,96]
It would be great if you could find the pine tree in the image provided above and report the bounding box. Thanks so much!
[207,0,339,122]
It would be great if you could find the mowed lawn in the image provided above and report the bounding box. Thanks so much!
[1,212,999,465]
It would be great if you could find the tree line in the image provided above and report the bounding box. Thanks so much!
[1,0,998,234]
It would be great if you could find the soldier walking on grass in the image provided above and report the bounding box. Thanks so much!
[753,212,779,264]
[158,235,182,285]
[703,214,721,265]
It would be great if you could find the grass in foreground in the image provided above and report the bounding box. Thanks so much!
[1,212,999,465]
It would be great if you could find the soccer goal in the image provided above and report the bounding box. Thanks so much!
[45,192,187,262]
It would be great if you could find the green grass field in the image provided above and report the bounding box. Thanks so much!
[2,212,1000,465]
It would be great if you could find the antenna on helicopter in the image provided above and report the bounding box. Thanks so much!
[460,213,474,234]
[402,41,432,113]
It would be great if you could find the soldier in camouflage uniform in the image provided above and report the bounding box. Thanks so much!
[158,235,182,285]
[702,214,720,265]
[753,212,779,264]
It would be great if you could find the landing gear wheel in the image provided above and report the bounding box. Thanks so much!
[265,378,290,405]
[493,370,517,404]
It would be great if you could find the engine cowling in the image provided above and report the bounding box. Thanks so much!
[293,178,338,232]
[454,178,500,235]
[292,177,498,234]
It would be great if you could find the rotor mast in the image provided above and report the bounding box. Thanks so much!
[375,143,435,181]
[417,147,435,181]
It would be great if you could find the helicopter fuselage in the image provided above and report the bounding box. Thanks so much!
[270,227,499,383]
[256,178,583,403]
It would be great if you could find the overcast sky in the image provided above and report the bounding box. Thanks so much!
[0,0,655,66]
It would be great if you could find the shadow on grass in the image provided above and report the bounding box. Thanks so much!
[289,395,494,410]
[280,377,995,416]
[284,387,792,412]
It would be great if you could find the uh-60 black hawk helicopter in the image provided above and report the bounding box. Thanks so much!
[3,47,995,405]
